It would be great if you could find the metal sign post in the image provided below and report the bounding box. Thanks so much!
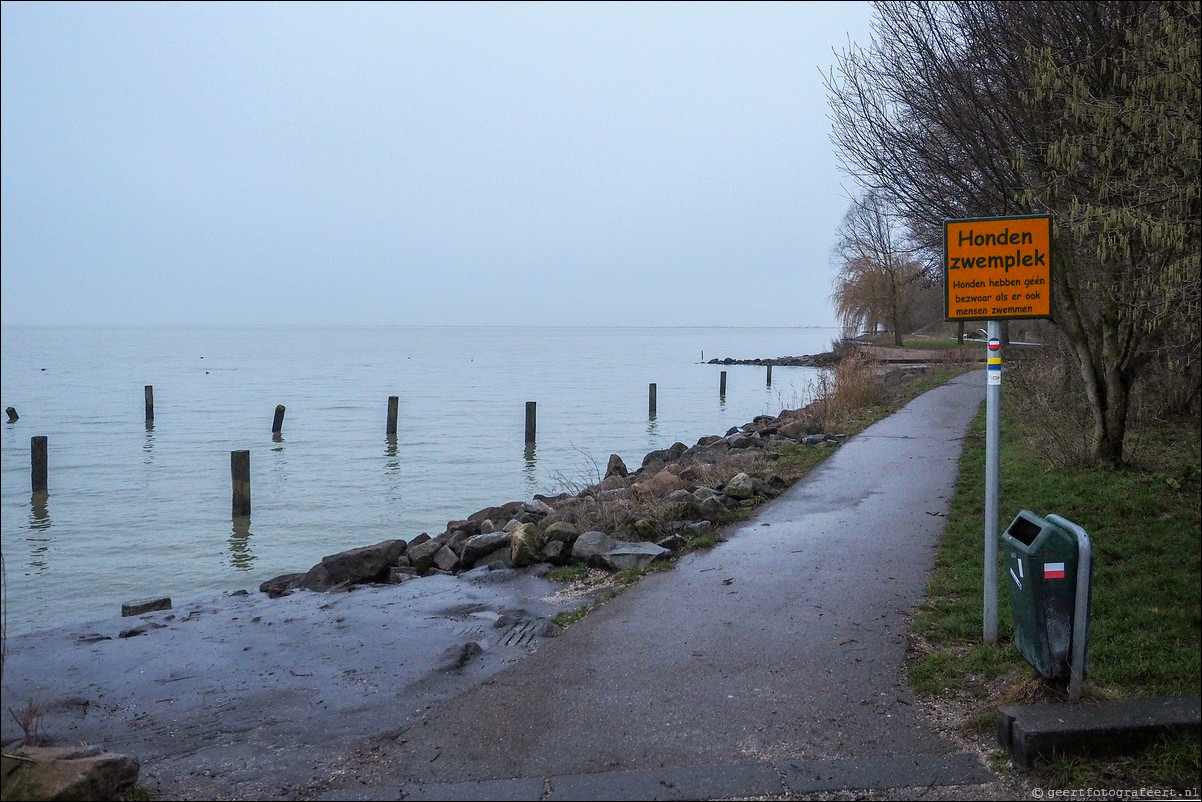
[984,327,1002,644]
[944,214,1052,646]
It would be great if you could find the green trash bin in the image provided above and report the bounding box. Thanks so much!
[1002,510,1093,680]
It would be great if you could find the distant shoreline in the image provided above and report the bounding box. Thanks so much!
[706,351,842,368]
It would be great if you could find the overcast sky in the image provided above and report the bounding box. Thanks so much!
[1,1,875,327]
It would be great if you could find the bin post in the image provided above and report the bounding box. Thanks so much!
[1047,514,1092,701]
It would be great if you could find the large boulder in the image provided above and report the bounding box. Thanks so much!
[698,494,731,521]
[726,433,762,450]
[1,744,139,801]
[312,539,407,588]
[522,499,554,517]
[632,518,660,541]
[682,445,722,463]
[509,523,544,568]
[605,453,629,479]
[666,489,703,518]
[432,545,460,573]
[570,531,669,572]
[640,442,687,471]
[460,531,511,567]
[542,539,569,565]
[542,520,581,549]
[443,529,472,555]
[468,501,523,525]
[778,420,811,440]
[299,563,333,591]
[406,538,445,573]
[259,572,306,598]
[597,473,627,492]
[444,519,483,539]
[723,472,757,500]
[638,469,685,497]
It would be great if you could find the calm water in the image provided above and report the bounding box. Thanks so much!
[1,325,837,635]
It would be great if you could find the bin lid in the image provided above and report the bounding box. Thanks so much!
[1004,509,1049,548]
[1003,509,1079,558]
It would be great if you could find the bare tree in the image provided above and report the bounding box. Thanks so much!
[830,192,928,345]
[830,255,886,339]
[826,0,1201,463]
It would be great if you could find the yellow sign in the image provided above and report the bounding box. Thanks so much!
[944,215,1052,320]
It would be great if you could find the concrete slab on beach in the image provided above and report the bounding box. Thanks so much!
[1,569,579,800]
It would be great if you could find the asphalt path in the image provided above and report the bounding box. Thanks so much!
[3,370,1008,800]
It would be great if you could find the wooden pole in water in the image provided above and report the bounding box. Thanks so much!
[272,405,286,434]
[648,383,657,419]
[720,371,727,397]
[6,407,18,423]
[31,436,47,493]
[525,401,537,444]
[231,450,251,516]
[387,396,399,436]
[144,385,154,423]
[766,363,773,386]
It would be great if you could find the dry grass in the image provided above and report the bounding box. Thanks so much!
[790,350,894,436]
[7,696,45,746]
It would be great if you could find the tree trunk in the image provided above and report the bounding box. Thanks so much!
[890,274,904,346]
[1054,243,1129,465]
[1097,362,1130,464]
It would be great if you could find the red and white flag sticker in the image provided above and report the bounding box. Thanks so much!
[1044,562,1066,579]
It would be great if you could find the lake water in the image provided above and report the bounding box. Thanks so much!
[0,325,838,635]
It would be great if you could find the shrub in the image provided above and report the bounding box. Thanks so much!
[1006,340,1099,468]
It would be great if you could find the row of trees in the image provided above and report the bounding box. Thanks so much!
[825,0,1200,464]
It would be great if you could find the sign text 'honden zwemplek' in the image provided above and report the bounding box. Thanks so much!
[944,215,1052,320]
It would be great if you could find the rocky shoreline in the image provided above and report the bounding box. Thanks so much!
[706,351,843,368]
[259,354,857,601]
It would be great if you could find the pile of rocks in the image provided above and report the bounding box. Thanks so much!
[260,407,842,599]
[707,352,842,368]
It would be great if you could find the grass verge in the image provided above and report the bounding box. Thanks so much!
[911,402,1201,789]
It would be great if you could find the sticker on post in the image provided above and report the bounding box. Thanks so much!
[1043,562,1066,579]
[988,356,1002,385]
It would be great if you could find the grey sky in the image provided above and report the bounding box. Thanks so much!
[1,1,874,327]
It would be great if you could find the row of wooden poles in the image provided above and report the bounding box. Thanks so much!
[21,365,775,515]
